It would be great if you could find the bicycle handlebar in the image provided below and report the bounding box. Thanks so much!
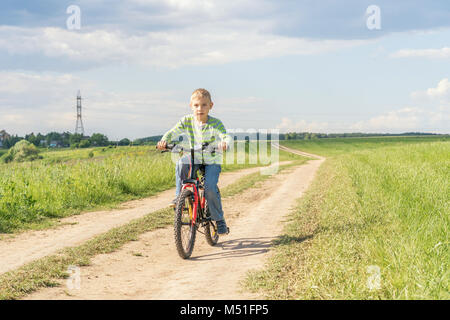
[158,142,223,154]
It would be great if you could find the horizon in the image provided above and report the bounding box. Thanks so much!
[0,129,446,144]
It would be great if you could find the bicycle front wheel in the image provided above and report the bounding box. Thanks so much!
[174,189,197,259]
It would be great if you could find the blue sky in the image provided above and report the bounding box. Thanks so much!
[0,0,449,140]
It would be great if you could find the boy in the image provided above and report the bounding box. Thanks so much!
[157,88,232,235]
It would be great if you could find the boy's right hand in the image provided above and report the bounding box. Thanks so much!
[156,140,167,150]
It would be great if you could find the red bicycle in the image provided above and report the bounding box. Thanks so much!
[162,142,223,259]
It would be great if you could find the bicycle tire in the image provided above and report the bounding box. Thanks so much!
[204,219,219,246]
[204,188,220,246]
[174,189,197,259]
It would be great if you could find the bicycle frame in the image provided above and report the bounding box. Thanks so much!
[159,141,222,259]
[180,148,206,227]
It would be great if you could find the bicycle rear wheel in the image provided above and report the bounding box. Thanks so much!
[204,190,220,246]
[204,219,219,246]
[174,189,197,259]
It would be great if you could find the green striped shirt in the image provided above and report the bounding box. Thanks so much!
[161,114,232,164]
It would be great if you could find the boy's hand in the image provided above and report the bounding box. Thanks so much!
[218,141,228,151]
[156,140,167,150]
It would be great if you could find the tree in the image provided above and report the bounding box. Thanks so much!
[46,132,62,145]
[118,138,131,146]
[89,133,109,146]
[61,132,71,147]
[25,133,38,146]
[69,133,83,146]
[3,135,22,149]
[79,139,91,148]
[36,133,46,146]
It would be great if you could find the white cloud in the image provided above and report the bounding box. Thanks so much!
[0,24,367,69]
[0,72,79,95]
[390,47,450,59]
[128,0,275,21]
[276,104,450,134]
[350,107,449,133]
[411,78,450,105]
[425,78,450,98]
[350,107,422,131]
[276,117,330,133]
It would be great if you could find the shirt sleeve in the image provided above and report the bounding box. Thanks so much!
[161,117,186,142]
[215,120,233,145]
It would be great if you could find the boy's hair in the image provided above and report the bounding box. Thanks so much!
[191,88,212,103]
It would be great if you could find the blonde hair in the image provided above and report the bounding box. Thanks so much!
[191,88,212,103]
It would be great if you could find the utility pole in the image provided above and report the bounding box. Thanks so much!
[75,90,84,136]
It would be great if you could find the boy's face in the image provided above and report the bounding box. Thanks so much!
[190,97,213,119]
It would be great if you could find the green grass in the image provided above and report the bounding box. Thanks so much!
[38,145,154,164]
[245,137,449,300]
[281,135,450,157]
[0,148,175,233]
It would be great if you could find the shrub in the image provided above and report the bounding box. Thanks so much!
[79,140,91,148]
[1,140,42,163]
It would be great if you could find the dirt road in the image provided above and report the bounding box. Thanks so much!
[24,148,324,300]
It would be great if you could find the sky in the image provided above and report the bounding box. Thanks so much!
[0,0,449,140]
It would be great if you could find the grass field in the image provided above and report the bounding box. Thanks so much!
[0,142,300,233]
[246,136,449,300]
[281,135,449,157]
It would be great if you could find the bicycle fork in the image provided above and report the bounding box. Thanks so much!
[182,184,205,227]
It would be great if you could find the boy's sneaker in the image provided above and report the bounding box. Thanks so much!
[169,198,177,208]
[216,220,229,235]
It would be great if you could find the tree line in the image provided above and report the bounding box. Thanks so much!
[1,131,442,149]
[283,132,441,140]
[0,132,139,149]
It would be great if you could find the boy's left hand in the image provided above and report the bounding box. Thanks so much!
[218,141,228,151]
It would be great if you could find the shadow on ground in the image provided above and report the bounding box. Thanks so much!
[190,234,313,261]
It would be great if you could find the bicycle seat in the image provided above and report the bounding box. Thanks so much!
[182,178,198,184]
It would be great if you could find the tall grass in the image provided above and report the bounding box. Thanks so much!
[246,139,449,299]
[0,151,174,233]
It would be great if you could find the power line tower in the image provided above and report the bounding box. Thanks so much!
[75,90,85,136]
